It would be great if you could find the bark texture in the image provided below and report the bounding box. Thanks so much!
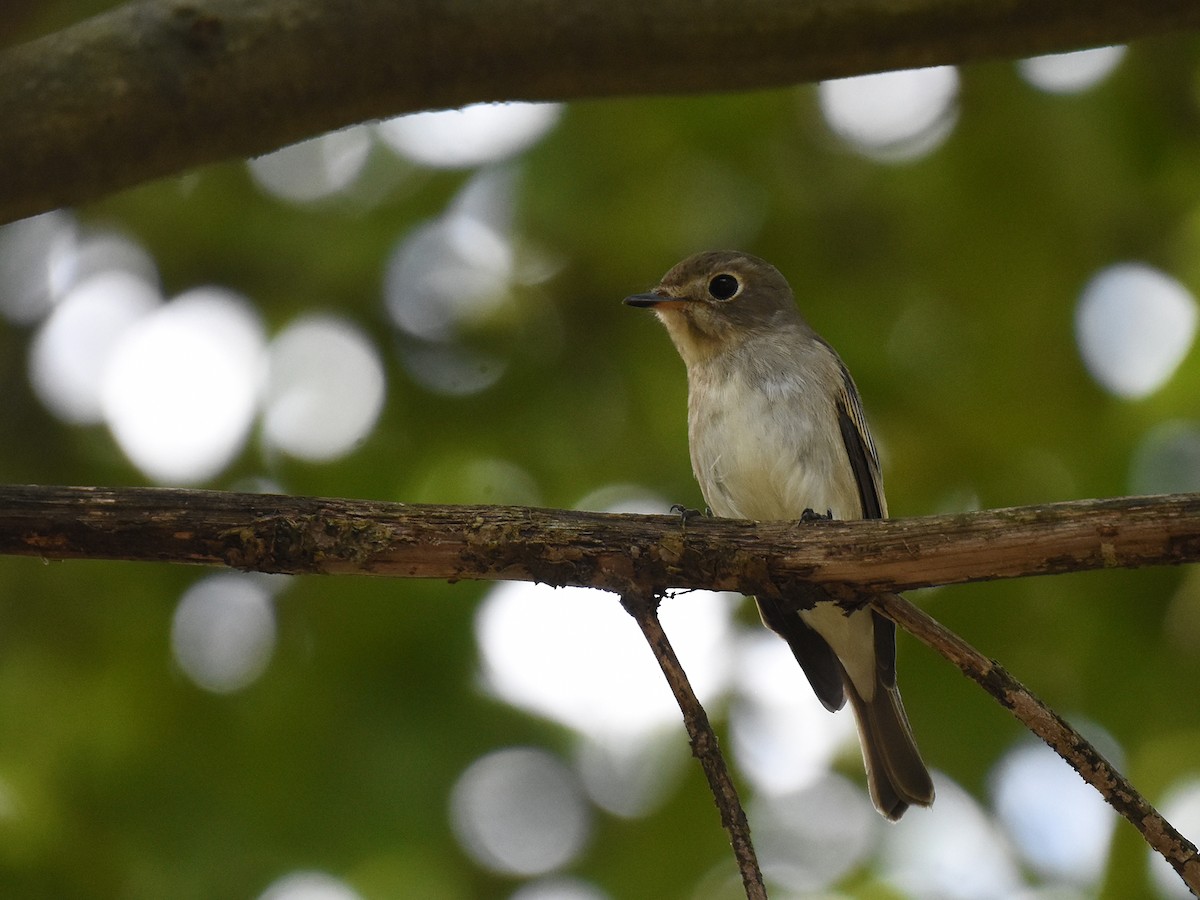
[2,0,1199,223]
[0,485,1197,595]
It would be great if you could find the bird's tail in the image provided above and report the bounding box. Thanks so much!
[843,672,935,821]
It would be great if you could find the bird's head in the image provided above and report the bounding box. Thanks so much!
[623,250,802,366]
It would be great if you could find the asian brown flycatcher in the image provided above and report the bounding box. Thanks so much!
[624,250,934,820]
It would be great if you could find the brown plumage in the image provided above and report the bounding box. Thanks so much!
[625,250,934,820]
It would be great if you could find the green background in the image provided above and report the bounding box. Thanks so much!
[2,6,1200,899]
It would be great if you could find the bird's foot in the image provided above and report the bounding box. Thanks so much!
[670,504,709,525]
[799,507,834,523]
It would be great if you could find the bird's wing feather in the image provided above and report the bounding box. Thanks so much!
[833,360,886,520]
[832,358,898,689]
[756,591,846,712]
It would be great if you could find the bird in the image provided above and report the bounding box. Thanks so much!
[623,249,934,820]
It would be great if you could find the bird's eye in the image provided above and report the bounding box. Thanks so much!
[708,273,740,301]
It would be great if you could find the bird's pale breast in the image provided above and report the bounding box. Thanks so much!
[686,362,861,523]
[685,347,879,696]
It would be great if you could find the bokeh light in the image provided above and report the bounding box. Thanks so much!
[377,102,562,169]
[572,732,686,819]
[475,580,734,745]
[818,66,959,162]
[3,19,1199,897]
[263,314,386,461]
[1075,263,1198,399]
[101,287,265,483]
[257,871,363,900]
[397,340,508,396]
[385,170,516,342]
[449,747,590,876]
[879,776,1023,898]
[29,270,160,424]
[751,774,878,893]
[62,229,160,290]
[991,738,1117,886]
[1129,420,1200,495]
[1018,46,1127,94]
[508,877,610,900]
[385,169,526,395]
[0,210,78,324]
[247,126,374,204]
[729,631,855,796]
[386,214,514,342]
[476,487,734,746]
[171,573,279,694]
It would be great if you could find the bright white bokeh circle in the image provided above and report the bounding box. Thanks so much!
[248,127,374,203]
[263,314,386,461]
[1018,45,1126,94]
[377,102,562,169]
[384,214,514,343]
[729,631,856,796]
[0,210,78,324]
[30,271,160,423]
[818,66,959,161]
[1075,263,1197,399]
[171,573,277,694]
[450,747,590,876]
[751,775,878,893]
[476,582,734,744]
[991,740,1116,885]
[257,871,363,900]
[879,776,1023,899]
[509,877,611,900]
[101,287,265,483]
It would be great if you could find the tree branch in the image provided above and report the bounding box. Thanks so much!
[621,589,766,900]
[0,485,1196,594]
[868,591,1200,894]
[3,0,1199,224]
[4,484,1200,891]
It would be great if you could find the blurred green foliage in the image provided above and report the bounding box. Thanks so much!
[2,7,1200,899]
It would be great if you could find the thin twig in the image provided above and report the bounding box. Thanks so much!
[620,589,767,900]
[868,591,1200,895]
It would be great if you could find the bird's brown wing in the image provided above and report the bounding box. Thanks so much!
[834,361,886,519]
[834,362,897,688]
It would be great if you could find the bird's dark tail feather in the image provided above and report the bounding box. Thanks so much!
[843,673,935,821]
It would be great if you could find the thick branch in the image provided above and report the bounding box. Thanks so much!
[0,486,1197,594]
[3,0,1199,224]
[4,484,1199,888]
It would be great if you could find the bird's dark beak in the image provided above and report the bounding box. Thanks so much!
[624,292,687,310]
[623,292,662,308]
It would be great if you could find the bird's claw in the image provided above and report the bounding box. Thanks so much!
[799,507,834,523]
[670,504,708,525]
